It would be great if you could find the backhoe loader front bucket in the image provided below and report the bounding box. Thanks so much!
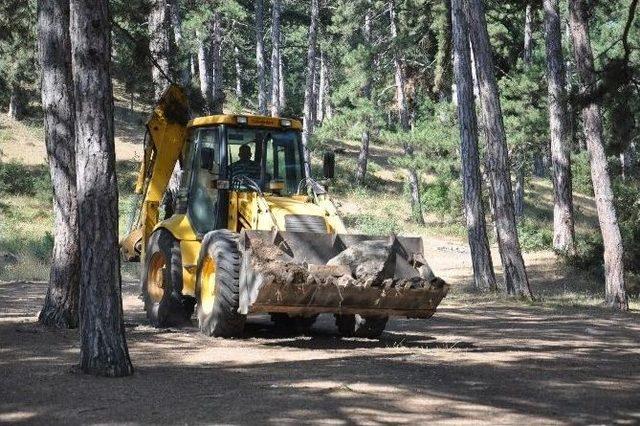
[238,230,449,318]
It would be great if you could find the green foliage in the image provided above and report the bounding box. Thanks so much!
[0,162,51,195]
[517,218,553,251]
[344,212,400,235]
[420,176,463,220]
[571,150,593,195]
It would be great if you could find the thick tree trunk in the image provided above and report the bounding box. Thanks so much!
[234,46,243,100]
[256,0,267,115]
[270,0,282,117]
[301,0,319,177]
[390,0,424,225]
[210,10,224,114]
[466,0,532,298]
[149,0,172,100]
[569,0,627,310]
[356,8,373,185]
[37,0,81,328]
[451,0,497,292]
[197,30,213,112]
[543,0,576,254]
[69,0,133,377]
[433,0,452,101]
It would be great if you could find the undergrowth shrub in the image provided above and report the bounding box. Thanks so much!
[0,161,36,195]
[517,218,553,251]
[420,176,462,220]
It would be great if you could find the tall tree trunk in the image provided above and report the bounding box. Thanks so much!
[170,0,190,86]
[513,167,525,218]
[37,0,81,328]
[69,0,133,377]
[568,0,627,310]
[8,85,24,119]
[466,0,532,298]
[301,0,319,177]
[433,0,452,101]
[210,10,224,114]
[256,0,267,115]
[544,0,576,254]
[523,2,533,64]
[149,0,172,100]
[390,0,424,225]
[356,8,373,185]
[197,30,213,112]
[620,142,635,181]
[270,0,282,117]
[234,45,243,100]
[512,3,534,219]
[451,0,497,292]
[317,51,327,124]
[278,33,286,112]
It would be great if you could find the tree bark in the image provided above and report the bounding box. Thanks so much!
[523,3,533,64]
[170,0,190,86]
[543,0,576,254]
[356,7,373,185]
[234,45,243,100]
[36,0,81,328]
[433,0,452,101]
[210,10,224,114]
[197,30,213,112]
[568,0,627,310]
[270,0,282,117]
[451,0,497,292]
[149,0,172,100]
[301,0,319,177]
[466,0,532,298]
[69,0,134,377]
[317,51,327,124]
[620,142,635,181]
[278,32,286,112]
[390,0,424,225]
[256,0,267,115]
[8,85,24,119]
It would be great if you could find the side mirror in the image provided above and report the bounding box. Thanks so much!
[322,151,335,179]
[200,147,215,170]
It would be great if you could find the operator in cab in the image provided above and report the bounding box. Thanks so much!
[231,144,261,181]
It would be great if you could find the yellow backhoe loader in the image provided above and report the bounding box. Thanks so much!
[121,85,449,338]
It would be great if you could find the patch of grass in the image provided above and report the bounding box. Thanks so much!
[343,212,400,235]
[0,161,50,197]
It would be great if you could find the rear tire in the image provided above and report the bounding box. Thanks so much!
[335,314,388,339]
[142,229,193,327]
[196,230,246,337]
[270,313,318,335]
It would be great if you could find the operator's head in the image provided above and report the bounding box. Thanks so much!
[239,144,252,161]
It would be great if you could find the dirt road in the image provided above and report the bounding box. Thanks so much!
[1,263,639,425]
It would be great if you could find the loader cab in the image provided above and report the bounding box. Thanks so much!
[181,115,304,235]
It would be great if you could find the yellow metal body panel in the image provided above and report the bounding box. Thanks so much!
[154,214,198,241]
[227,190,346,233]
[154,214,200,297]
[188,114,302,130]
[179,240,201,297]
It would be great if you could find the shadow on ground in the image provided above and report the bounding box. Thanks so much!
[1,279,639,424]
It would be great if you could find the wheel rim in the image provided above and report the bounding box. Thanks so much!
[200,255,217,315]
[147,251,166,304]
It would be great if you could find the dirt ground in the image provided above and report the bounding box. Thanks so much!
[1,241,639,425]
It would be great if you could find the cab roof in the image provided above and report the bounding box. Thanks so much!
[188,114,302,131]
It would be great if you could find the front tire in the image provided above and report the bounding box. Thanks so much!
[335,314,388,339]
[142,229,193,327]
[196,230,246,337]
